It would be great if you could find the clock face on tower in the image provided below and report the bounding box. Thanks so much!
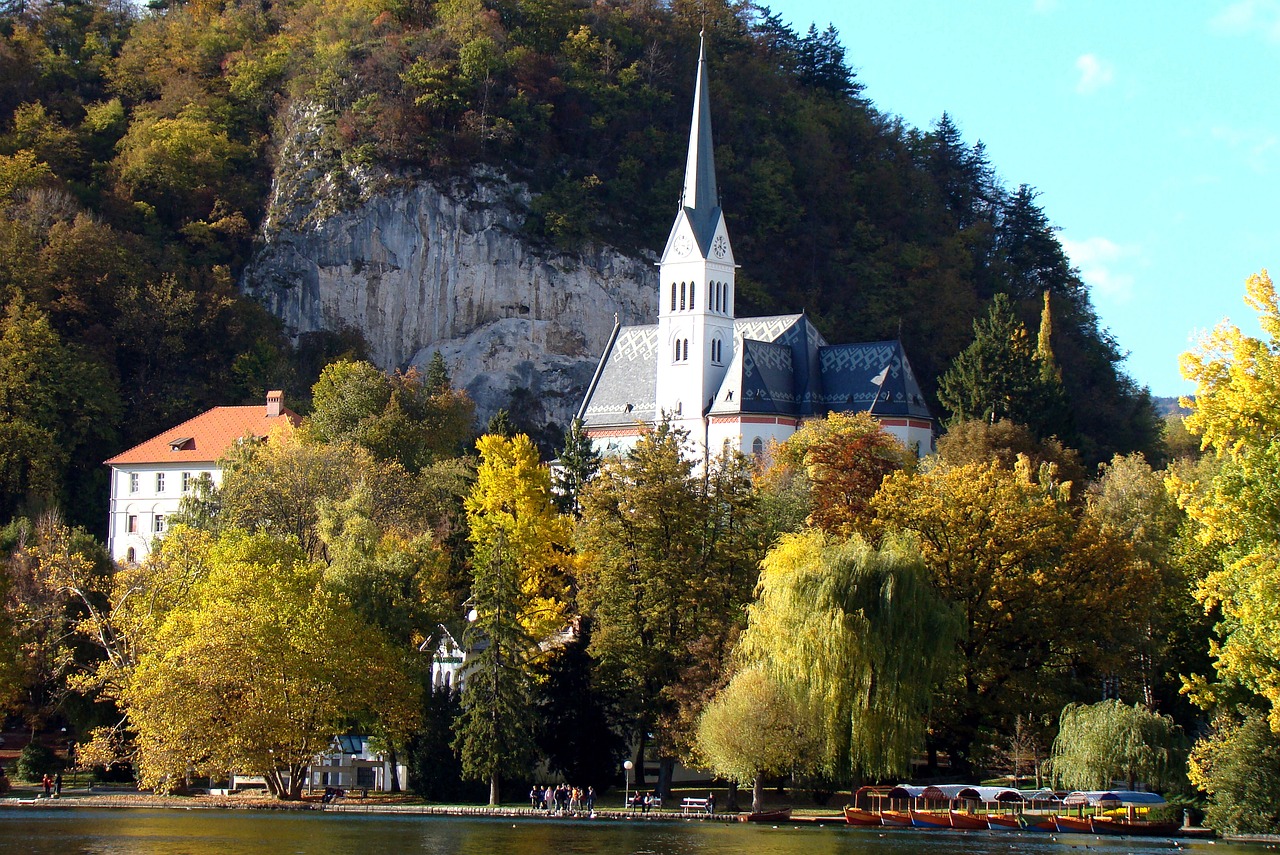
[673,234,693,257]
[712,235,728,258]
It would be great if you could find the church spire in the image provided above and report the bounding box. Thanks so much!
[681,31,719,243]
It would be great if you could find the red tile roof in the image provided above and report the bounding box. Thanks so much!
[105,402,301,466]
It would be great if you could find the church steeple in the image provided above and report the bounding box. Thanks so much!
[681,32,719,245]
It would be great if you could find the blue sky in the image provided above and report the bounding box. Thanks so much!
[763,0,1280,397]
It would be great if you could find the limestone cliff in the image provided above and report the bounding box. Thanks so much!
[241,126,656,435]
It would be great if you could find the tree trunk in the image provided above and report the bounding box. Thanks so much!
[752,775,764,814]
[726,780,740,812]
[288,764,305,800]
[489,773,500,806]
[657,756,674,801]
[633,731,647,789]
[388,747,401,794]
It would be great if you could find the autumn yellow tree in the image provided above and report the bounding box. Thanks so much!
[124,528,417,798]
[455,433,571,804]
[872,457,1150,772]
[1176,269,1280,730]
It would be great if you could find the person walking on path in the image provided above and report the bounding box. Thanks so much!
[586,786,596,814]
[41,774,52,798]
[54,772,62,798]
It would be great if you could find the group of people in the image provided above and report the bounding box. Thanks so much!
[530,783,595,815]
[40,772,61,798]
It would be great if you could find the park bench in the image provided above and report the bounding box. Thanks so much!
[681,797,710,814]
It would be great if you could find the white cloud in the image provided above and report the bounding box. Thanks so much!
[1061,236,1138,302]
[1074,54,1114,94]
[1211,124,1279,173]
[1210,0,1280,41]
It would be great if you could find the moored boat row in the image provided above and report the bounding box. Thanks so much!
[841,786,1187,837]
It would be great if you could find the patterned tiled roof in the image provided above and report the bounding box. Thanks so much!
[579,326,659,427]
[817,340,933,419]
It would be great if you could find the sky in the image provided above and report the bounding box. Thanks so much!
[763,0,1280,397]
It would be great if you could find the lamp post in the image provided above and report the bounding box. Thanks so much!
[623,760,634,812]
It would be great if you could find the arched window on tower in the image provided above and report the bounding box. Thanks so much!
[680,282,687,310]
[682,339,689,361]
[671,284,677,312]
[673,340,681,362]
[752,437,764,459]
[690,282,695,310]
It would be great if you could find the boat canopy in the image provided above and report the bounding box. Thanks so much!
[1061,790,1167,807]
[1018,788,1062,804]
[882,784,1024,803]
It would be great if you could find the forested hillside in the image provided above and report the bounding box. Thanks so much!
[0,0,1159,533]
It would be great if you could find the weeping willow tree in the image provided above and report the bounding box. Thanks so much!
[735,529,959,783]
[1050,699,1185,790]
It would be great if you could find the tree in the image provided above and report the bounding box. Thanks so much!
[696,668,818,812]
[775,411,909,536]
[124,528,417,798]
[1176,270,1280,731]
[308,358,474,473]
[552,416,600,516]
[937,293,1064,440]
[455,433,571,804]
[1050,699,1184,791]
[577,424,764,797]
[735,529,958,783]
[872,457,1152,771]
[1189,708,1280,834]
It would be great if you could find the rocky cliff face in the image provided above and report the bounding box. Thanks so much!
[241,114,656,436]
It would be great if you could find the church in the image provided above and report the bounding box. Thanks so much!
[577,36,935,461]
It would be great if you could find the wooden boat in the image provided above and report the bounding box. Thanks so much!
[843,806,882,826]
[1090,816,1181,837]
[1020,815,1059,832]
[948,810,989,830]
[879,809,913,827]
[985,814,1021,831]
[745,808,792,823]
[909,809,951,828]
[1053,815,1094,833]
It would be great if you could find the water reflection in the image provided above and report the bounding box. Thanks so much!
[0,809,1264,855]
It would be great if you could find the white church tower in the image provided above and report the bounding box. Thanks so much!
[655,33,737,449]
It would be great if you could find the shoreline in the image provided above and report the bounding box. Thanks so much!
[0,793,747,823]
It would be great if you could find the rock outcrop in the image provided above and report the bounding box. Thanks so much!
[242,157,656,436]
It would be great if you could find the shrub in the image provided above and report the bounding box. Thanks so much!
[15,742,61,782]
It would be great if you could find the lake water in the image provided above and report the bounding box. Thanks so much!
[0,809,1266,855]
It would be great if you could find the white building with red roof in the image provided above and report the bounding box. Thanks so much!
[104,391,300,563]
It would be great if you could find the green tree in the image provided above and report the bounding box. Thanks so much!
[577,424,764,796]
[552,416,600,516]
[735,529,958,783]
[1050,699,1184,790]
[937,293,1063,439]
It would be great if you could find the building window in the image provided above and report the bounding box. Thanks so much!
[156,472,165,493]
[125,547,136,564]
[127,515,138,534]
[182,472,192,493]
[129,472,139,494]
[154,514,166,534]
[680,282,686,310]
[690,281,695,310]
[682,339,689,361]
[671,284,677,312]
[752,437,764,458]
[674,340,681,362]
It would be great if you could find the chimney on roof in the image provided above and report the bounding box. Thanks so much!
[266,390,283,418]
